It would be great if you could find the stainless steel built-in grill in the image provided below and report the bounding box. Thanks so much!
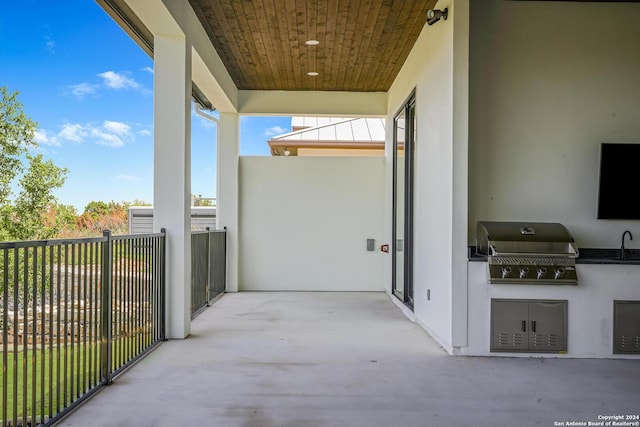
[477,221,579,285]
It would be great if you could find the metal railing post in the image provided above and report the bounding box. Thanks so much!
[100,230,113,384]
[160,228,167,341]
[224,226,228,293]
[205,227,211,306]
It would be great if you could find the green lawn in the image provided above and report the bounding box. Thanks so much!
[1,342,101,423]
[1,331,155,423]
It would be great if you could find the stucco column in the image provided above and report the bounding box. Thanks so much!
[216,112,239,292]
[153,34,192,338]
[451,0,470,349]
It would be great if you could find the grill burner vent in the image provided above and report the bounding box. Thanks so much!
[477,221,579,285]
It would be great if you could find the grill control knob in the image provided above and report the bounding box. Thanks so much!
[536,267,547,279]
[519,267,529,279]
[501,266,512,279]
[554,267,565,280]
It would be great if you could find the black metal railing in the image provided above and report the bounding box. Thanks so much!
[0,230,166,427]
[191,228,226,318]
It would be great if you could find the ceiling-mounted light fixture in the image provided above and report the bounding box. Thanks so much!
[284,148,291,156]
[427,8,448,26]
[305,39,320,46]
[307,71,319,76]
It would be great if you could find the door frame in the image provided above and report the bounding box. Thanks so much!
[392,89,416,308]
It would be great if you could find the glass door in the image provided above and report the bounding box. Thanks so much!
[392,110,406,301]
[392,92,415,307]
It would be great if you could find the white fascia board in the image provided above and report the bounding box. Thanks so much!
[177,2,237,112]
[160,0,238,112]
[124,0,183,36]
[238,90,388,117]
[192,50,237,113]
[124,0,238,112]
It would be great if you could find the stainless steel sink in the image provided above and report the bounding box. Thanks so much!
[620,249,640,261]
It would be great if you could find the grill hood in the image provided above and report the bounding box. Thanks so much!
[476,221,579,285]
[477,221,579,258]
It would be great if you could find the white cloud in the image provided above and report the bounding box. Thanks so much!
[142,66,154,74]
[98,71,140,90]
[103,120,131,136]
[52,121,148,148]
[264,125,287,137]
[138,129,152,136]
[68,69,150,101]
[91,128,124,147]
[68,83,97,99]
[34,129,60,146]
[59,123,88,142]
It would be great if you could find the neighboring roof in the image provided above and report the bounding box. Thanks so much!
[290,117,355,131]
[279,117,385,142]
[268,117,385,156]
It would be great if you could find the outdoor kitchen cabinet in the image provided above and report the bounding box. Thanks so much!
[491,299,567,353]
[613,300,640,354]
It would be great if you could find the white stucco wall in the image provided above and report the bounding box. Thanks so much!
[468,0,640,248]
[385,0,469,352]
[238,156,385,291]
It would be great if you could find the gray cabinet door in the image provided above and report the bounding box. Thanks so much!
[614,301,640,354]
[491,299,567,353]
[528,301,567,352]
[491,300,529,351]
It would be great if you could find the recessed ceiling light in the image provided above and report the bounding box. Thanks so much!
[307,71,319,76]
[305,40,320,46]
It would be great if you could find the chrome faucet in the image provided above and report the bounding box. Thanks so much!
[621,230,633,260]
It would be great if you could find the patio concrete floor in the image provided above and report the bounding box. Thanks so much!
[57,292,639,427]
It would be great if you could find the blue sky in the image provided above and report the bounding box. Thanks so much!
[0,1,291,211]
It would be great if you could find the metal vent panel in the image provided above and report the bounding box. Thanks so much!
[532,334,559,348]
[620,335,640,350]
[497,333,525,347]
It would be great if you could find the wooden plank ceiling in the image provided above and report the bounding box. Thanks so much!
[188,0,437,92]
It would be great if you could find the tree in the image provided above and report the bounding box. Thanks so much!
[192,193,214,206]
[0,87,68,241]
[43,202,78,237]
[0,88,69,315]
[76,200,129,235]
[82,200,111,220]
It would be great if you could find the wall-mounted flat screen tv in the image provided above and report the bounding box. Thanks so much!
[597,143,640,220]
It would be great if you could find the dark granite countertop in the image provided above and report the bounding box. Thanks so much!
[575,248,640,265]
[468,246,640,265]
